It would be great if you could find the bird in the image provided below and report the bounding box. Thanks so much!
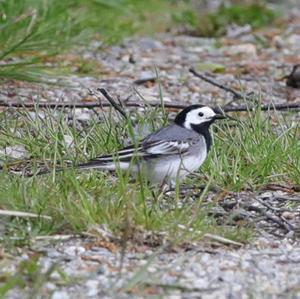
[66,105,226,185]
[285,64,300,88]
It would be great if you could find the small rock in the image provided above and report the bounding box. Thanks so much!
[47,250,63,258]
[50,270,64,280]
[63,135,74,149]
[134,71,156,85]
[137,38,163,50]
[73,108,92,121]
[44,282,57,291]
[0,145,28,159]
[85,280,99,297]
[273,35,285,49]
[223,43,257,58]
[282,211,295,220]
[226,24,252,39]
[64,246,85,256]
[147,266,157,273]
[286,34,300,51]
[51,291,70,299]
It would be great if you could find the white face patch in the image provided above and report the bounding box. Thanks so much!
[184,107,216,129]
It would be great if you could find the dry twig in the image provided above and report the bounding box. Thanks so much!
[1,98,300,112]
[247,205,293,232]
[97,88,128,120]
[203,233,243,247]
[0,209,52,220]
[254,197,295,231]
[189,67,245,100]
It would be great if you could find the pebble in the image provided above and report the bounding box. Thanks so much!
[222,43,257,58]
[63,135,74,149]
[226,24,252,39]
[52,291,70,299]
[44,282,57,291]
[0,145,28,159]
[85,280,99,297]
[282,211,295,219]
[136,37,163,50]
[64,246,86,256]
[286,34,300,51]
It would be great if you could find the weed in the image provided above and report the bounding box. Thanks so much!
[0,254,68,298]
[175,3,278,37]
[1,101,299,248]
[0,0,189,82]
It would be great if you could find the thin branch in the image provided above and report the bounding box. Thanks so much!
[97,88,128,120]
[133,76,156,85]
[223,103,300,112]
[247,205,293,232]
[254,197,295,231]
[0,209,52,220]
[189,68,244,99]
[0,99,184,110]
[1,100,300,112]
[143,282,220,293]
[203,233,243,247]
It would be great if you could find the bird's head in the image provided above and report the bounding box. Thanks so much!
[175,105,225,131]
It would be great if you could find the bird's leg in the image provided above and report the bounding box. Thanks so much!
[150,179,172,206]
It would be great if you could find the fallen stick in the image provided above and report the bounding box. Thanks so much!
[0,99,186,110]
[247,205,293,232]
[189,67,245,100]
[222,102,300,112]
[1,99,300,112]
[203,233,243,247]
[97,88,128,120]
[142,282,220,293]
[254,197,295,231]
[0,209,52,220]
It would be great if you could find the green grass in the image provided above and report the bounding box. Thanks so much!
[0,102,299,249]
[204,107,300,190]
[0,100,299,297]
[174,2,278,37]
[0,105,252,244]
[0,1,281,82]
[0,0,188,82]
[0,254,70,298]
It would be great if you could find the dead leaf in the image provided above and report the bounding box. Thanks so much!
[261,183,295,193]
[84,239,118,253]
[81,255,103,264]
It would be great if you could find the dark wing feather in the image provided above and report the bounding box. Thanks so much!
[143,140,191,156]
[80,139,192,166]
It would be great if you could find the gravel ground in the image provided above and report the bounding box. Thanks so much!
[1,6,300,112]
[3,235,300,299]
[1,2,300,299]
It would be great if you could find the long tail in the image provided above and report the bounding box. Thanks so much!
[29,159,130,177]
[11,146,140,177]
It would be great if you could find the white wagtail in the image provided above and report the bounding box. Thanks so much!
[69,105,225,185]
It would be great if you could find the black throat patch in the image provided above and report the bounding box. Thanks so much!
[191,123,212,152]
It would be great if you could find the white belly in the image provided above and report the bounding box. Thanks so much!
[144,150,207,184]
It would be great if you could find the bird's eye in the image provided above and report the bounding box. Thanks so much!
[198,112,204,117]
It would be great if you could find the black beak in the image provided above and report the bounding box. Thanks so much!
[213,113,226,120]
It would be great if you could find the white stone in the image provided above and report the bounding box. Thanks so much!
[64,246,85,256]
[223,43,257,58]
[86,280,99,297]
[286,34,300,51]
[0,145,28,159]
[51,291,70,299]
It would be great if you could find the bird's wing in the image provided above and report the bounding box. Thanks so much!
[143,139,191,156]
[79,139,192,168]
